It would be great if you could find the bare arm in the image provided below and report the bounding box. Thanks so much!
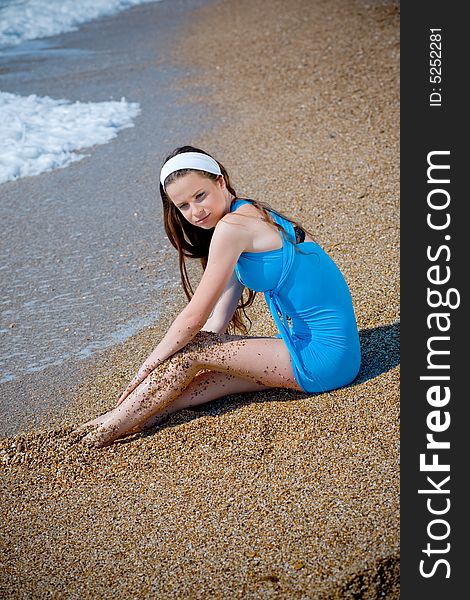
[201,270,244,334]
[116,220,247,405]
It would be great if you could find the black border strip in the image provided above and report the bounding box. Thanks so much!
[401,3,466,597]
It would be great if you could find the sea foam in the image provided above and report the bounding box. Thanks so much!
[0,92,140,183]
[0,0,161,50]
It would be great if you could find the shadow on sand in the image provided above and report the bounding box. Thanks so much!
[354,320,400,385]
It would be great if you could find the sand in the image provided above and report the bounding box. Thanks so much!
[1,0,400,597]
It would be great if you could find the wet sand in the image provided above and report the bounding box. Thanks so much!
[1,0,400,597]
[0,0,213,435]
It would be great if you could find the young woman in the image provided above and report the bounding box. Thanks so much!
[75,146,361,447]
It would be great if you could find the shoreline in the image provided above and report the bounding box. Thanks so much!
[1,0,400,597]
[0,0,216,436]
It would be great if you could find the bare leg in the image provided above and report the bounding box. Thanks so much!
[74,370,268,435]
[81,332,302,447]
[134,370,269,429]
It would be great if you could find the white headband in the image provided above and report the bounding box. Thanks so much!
[160,152,222,188]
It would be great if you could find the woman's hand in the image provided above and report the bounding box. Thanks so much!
[115,362,159,406]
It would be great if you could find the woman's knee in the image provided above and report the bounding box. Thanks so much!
[154,350,201,380]
[177,331,229,363]
[156,331,248,377]
[184,330,226,352]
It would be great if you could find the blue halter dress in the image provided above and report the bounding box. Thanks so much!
[231,199,361,393]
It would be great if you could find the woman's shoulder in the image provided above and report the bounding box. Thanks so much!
[219,201,263,237]
[211,199,259,251]
[227,198,264,220]
[217,207,252,234]
[214,201,251,236]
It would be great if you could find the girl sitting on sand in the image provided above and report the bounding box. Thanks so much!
[76,146,361,447]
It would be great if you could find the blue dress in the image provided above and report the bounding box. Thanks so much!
[231,199,361,393]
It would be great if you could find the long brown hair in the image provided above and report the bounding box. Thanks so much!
[159,145,309,333]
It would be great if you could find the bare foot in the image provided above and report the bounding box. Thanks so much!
[81,423,118,448]
[72,415,108,436]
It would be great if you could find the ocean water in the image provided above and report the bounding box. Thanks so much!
[0,0,161,49]
[0,0,162,183]
[0,92,140,183]
[0,0,211,395]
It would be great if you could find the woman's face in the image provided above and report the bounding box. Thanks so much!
[166,171,230,229]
